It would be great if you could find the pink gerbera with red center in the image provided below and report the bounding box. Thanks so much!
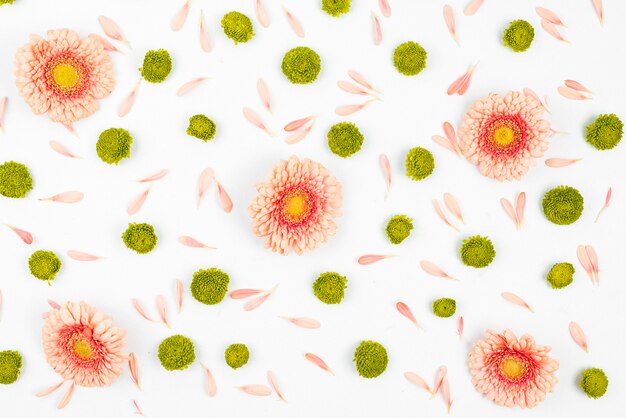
[15,29,115,123]
[249,156,342,255]
[468,329,559,409]
[458,91,551,181]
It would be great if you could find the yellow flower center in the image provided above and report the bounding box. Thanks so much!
[500,356,526,381]
[52,63,80,88]
[493,126,515,146]
[282,189,312,224]
[73,338,94,360]
[485,118,523,152]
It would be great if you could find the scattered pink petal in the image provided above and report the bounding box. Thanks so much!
[335,100,374,116]
[202,364,217,397]
[135,169,169,183]
[216,180,233,213]
[281,316,320,329]
[592,0,603,25]
[67,250,102,261]
[357,254,394,265]
[127,187,151,215]
[40,191,84,204]
[447,63,477,95]
[284,114,317,132]
[464,0,484,16]
[255,0,270,28]
[177,77,208,96]
[523,87,550,112]
[4,224,33,244]
[432,135,457,154]
[536,7,566,27]
[171,0,191,32]
[48,299,61,310]
[565,80,593,94]
[420,260,457,281]
[457,316,464,339]
[348,70,381,94]
[442,376,453,413]
[515,192,526,229]
[132,400,147,418]
[257,78,273,114]
[267,371,287,403]
[243,107,274,136]
[304,353,334,375]
[175,279,184,313]
[230,289,265,299]
[285,121,315,144]
[585,245,600,285]
[433,200,460,231]
[238,384,272,396]
[244,285,278,311]
[57,381,75,409]
[0,96,6,133]
[379,0,391,17]
[62,122,78,137]
[197,167,214,208]
[545,158,581,168]
[443,192,463,223]
[35,380,65,397]
[396,301,422,329]
[501,292,533,312]
[541,19,569,43]
[98,15,131,47]
[372,12,382,46]
[156,295,171,328]
[595,187,612,223]
[569,321,589,352]
[379,154,391,199]
[442,122,462,156]
[199,10,212,52]
[404,372,432,394]
[178,235,216,249]
[128,352,141,390]
[284,6,304,38]
[118,79,141,117]
[558,86,589,100]
[431,366,447,399]
[89,33,122,54]
[577,245,595,283]
[443,5,459,45]
[338,80,370,96]
[500,198,519,228]
[49,140,81,159]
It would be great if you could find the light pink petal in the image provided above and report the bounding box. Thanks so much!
[545,158,581,168]
[171,0,191,32]
[257,79,272,114]
[464,0,484,16]
[238,385,272,396]
[216,181,233,213]
[98,15,130,46]
[156,295,171,328]
[244,285,278,311]
[569,321,589,352]
[396,301,421,328]
[67,250,102,261]
[199,10,212,52]
[48,299,61,309]
[304,353,334,375]
[118,79,141,117]
[337,80,370,96]
[255,0,270,28]
[285,122,315,144]
[127,187,151,215]
[457,316,464,338]
[577,245,594,282]
[432,135,456,153]
[0,96,7,133]
[175,279,184,313]
[50,141,80,159]
[541,19,570,43]
[515,192,526,228]
[35,381,65,397]
[379,154,391,198]
[57,382,75,409]
[348,70,381,94]
[443,122,462,155]
[4,224,33,245]
[178,235,215,249]
[135,169,169,183]
[379,0,391,17]
[177,77,208,96]
[420,260,457,281]
[357,254,393,265]
[558,86,589,100]
[62,123,78,137]
[443,5,459,45]
[202,364,217,397]
[443,192,463,223]
[132,297,153,321]
[372,13,382,45]
[447,64,477,95]
[500,198,519,228]
[592,0,603,25]
[230,289,264,299]
[267,371,287,402]
[565,79,593,94]
[132,400,146,418]
[128,352,141,390]
[284,115,316,132]
[501,292,533,312]
[585,245,599,284]
[432,366,447,398]
[89,34,121,53]
[595,187,612,223]
[536,7,566,26]
[243,107,274,136]
[281,316,320,329]
[442,376,453,413]
[284,7,304,38]
[197,167,214,208]
[433,200,459,231]
[40,191,84,204]
[404,372,432,394]
[335,100,374,116]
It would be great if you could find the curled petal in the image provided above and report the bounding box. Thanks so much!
[202,364,217,397]
[569,321,589,352]
[216,181,233,213]
[177,77,208,96]
[267,371,287,402]
[127,187,151,215]
[501,292,533,312]
[304,353,334,375]
[4,224,33,244]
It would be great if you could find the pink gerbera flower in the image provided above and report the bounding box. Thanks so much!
[42,301,127,387]
[15,29,115,123]
[249,156,342,255]
[468,329,559,409]
[458,91,551,181]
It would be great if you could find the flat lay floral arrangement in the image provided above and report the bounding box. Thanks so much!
[0,0,623,417]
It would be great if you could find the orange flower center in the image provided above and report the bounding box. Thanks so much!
[486,119,522,152]
[282,189,312,224]
[47,57,86,96]
[500,356,527,381]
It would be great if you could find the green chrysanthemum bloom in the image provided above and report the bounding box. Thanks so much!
[405,147,434,181]
[281,47,321,84]
[585,114,623,150]
[503,20,535,52]
[432,298,456,318]
[327,122,364,158]
[460,235,496,268]
[140,49,172,83]
[385,215,413,244]
[187,114,216,141]
[190,268,230,305]
[158,335,196,371]
[96,128,133,164]
[353,340,388,378]
[580,368,608,399]
[0,161,33,198]
[313,272,347,304]
[122,223,158,254]
[221,11,255,44]
[322,0,351,17]
[224,344,250,370]
[542,186,584,225]
[393,42,427,76]
[546,262,575,289]
[0,0,16,6]
[28,250,61,282]
[0,350,22,385]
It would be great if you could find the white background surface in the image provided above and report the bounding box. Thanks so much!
[0,0,625,417]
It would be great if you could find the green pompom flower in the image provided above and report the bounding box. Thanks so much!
[0,161,33,199]
[158,335,196,371]
[281,47,321,84]
[221,11,255,44]
[0,0,16,6]
[542,186,584,225]
[224,344,250,369]
[322,0,351,17]
[96,128,132,164]
[0,350,22,385]
[190,268,230,305]
[122,223,158,254]
[580,368,608,399]
[503,20,534,52]
[187,114,216,141]
[353,340,388,378]
[546,262,575,289]
[585,114,623,150]
[393,42,427,76]
[28,250,61,283]
[385,215,413,244]
[460,235,496,268]
[432,298,456,318]
[140,49,172,83]
[405,147,434,181]
[327,122,364,158]
[313,272,347,304]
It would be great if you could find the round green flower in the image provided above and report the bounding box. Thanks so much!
[0,161,33,199]
[96,128,132,164]
[542,186,584,225]
[385,215,413,244]
[546,262,575,289]
[224,344,249,370]
[580,368,608,399]
[432,298,456,318]
[322,0,351,17]
[190,268,230,305]
[503,20,534,52]
[313,272,347,304]
[0,0,16,6]
[405,147,434,181]
[353,340,388,378]
[460,235,496,268]
[28,250,61,282]
[327,122,364,158]
[122,223,158,254]
[140,49,172,83]
[158,335,195,371]
[585,114,623,150]
[393,42,427,76]
[187,114,216,141]
[0,350,22,385]
[281,47,321,85]
[221,11,255,44]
